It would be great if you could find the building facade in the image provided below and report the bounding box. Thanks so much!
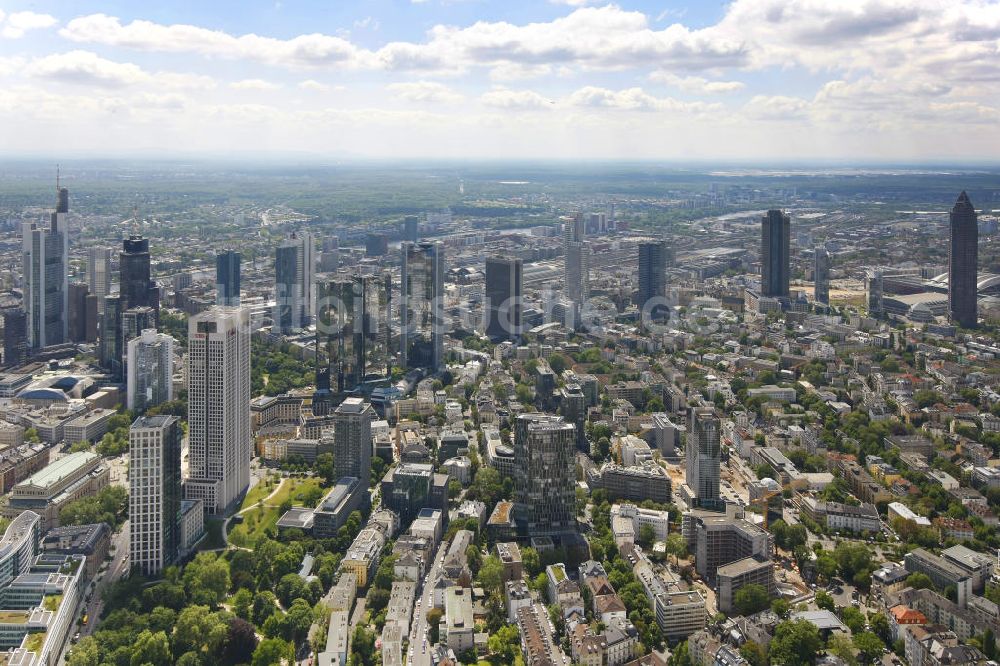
[130,415,182,577]
[949,191,978,328]
[126,329,174,412]
[761,209,791,298]
[513,413,577,536]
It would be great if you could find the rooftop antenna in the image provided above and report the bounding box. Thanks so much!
[56,164,60,191]
[132,203,140,235]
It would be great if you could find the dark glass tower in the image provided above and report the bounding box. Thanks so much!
[761,209,791,298]
[949,191,978,328]
[485,257,522,341]
[120,235,159,315]
[638,240,668,318]
[216,250,241,307]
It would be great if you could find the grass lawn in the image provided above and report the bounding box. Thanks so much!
[241,475,281,510]
[197,518,226,551]
[42,595,62,612]
[269,477,325,508]
[23,632,44,654]
[227,504,281,548]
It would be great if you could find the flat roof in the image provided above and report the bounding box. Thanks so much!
[19,451,98,490]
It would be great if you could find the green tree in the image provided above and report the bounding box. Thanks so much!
[815,590,836,612]
[232,588,253,621]
[638,524,656,548]
[734,583,770,616]
[827,634,858,666]
[183,553,230,607]
[67,637,99,666]
[172,605,227,657]
[131,629,172,666]
[739,641,768,666]
[840,606,866,634]
[771,598,791,618]
[478,555,503,594]
[426,608,444,644]
[769,619,822,665]
[251,638,293,666]
[853,631,885,662]
[669,639,691,666]
[905,572,935,591]
[487,624,519,661]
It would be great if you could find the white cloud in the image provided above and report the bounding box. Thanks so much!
[353,17,379,31]
[650,72,745,94]
[480,88,551,109]
[743,95,811,120]
[1,11,57,38]
[387,81,462,103]
[230,78,281,90]
[566,86,722,114]
[299,79,336,91]
[550,0,599,6]
[26,50,148,88]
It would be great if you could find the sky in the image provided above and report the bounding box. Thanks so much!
[0,0,999,162]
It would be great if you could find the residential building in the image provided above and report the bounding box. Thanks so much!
[441,586,476,653]
[717,557,775,615]
[587,463,672,504]
[129,416,182,577]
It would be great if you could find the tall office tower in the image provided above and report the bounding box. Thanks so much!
[215,250,241,307]
[84,294,99,342]
[320,274,392,392]
[274,232,315,334]
[761,209,791,298]
[99,296,122,378]
[127,329,174,412]
[403,216,419,242]
[513,413,577,536]
[129,415,182,576]
[2,309,26,368]
[185,306,251,515]
[21,185,69,349]
[67,282,90,343]
[332,397,374,482]
[563,213,590,305]
[637,240,668,319]
[366,233,389,257]
[121,306,156,372]
[949,191,979,328]
[319,237,339,272]
[120,235,159,315]
[484,257,523,341]
[86,248,111,315]
[686,406,721,508]
[814,245,831,305]
[400,241,444,371]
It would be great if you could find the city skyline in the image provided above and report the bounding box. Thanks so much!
[0,1,999,160]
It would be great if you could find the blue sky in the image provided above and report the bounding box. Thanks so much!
[0,1,998,160]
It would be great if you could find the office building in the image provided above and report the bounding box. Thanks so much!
[67,282,90,343]
[98,295,121,379]
[904,548,975,607]
[949,191,978,328]
[184,306,251,514]
[638,240,668,319]
[485,257,523,341]
[121,305,156,352]
[403,215,419,242]
[126,329,175,412]
[320,273,392,393]
[216,249,241,307]
[2,451,109,531]
[400,240,444,371]
[717,557,775,615]
[332,397,374,482]
[761,209,790,298]
[87,247,111,314]
[651,413,682,457]
[814,245,831,305]
[274,232,315,334]
[586,463,672,504]
[130,415,182,576]
[3,309,27,367]
[365,232,389,257]
[380,462,449,525]
[21,186,69,349]
[513,413,577,536]
[687,512,773,584]
[119,234,159,315]
[312,476,367,538]
[564,212,590,307]
[686,407,721,508]
[319,236,339,272]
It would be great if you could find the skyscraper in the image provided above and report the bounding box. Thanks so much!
[185,306,251,515]
[68,282,90,343]
[99,295,122,379]
[86,247,111,314]
[686,406,721,508]
[637,240,668,319]
[120,235,159,315]
[216,250,241,307]
[563,213,590,306]
[127,329,174,412]
[403,215,419,242]
[21,185,69,349]
[400,240,444,371]
[814,245,831,305]
[129,415,182,576]
[332,397,374,483]
[513,413,577,536]
[949,191,978,328]
[484,257,523,341]
[761,209,791,298]
[274,233,314,334]
[2,309,26,368]
[320,274,392,393]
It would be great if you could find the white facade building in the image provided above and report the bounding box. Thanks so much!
[126,329,175,412]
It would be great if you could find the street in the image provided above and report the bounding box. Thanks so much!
[407,537,448,666]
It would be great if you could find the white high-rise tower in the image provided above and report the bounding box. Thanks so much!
[126,329,175,412]
[184,306,251,514]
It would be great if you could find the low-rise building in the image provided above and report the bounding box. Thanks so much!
[716,557,775,615]
[313,476,367,539]
[2,451,109,531]
[441,586,476,653]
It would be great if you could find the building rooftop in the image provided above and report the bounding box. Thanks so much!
[18,451,98,491]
